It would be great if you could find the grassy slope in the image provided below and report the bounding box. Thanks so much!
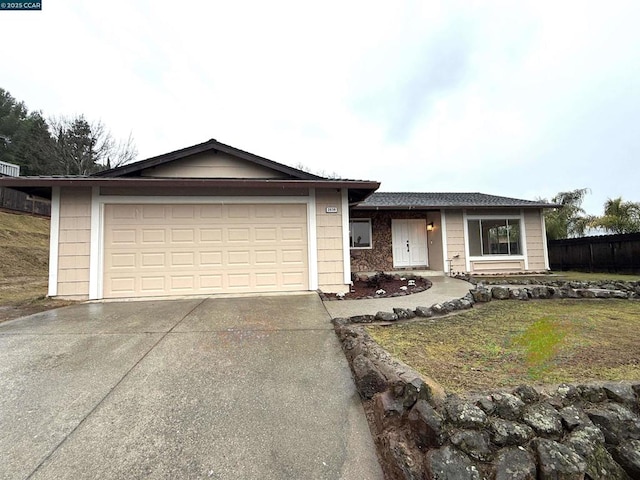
[0,210,50,278]
[0,211,73,319]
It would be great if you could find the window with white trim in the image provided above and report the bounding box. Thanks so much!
[349,219,372,249]
[468,218,521,256]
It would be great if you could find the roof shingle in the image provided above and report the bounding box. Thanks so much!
[355,192,558,209]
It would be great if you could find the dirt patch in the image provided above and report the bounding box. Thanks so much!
[324,273,432,300]
[368,299,640,394]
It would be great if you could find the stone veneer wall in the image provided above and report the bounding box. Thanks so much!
[349,210,443,272]
[332,283,640,479]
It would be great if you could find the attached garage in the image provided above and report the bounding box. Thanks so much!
[102,202,308,299]
[0,139,379,300]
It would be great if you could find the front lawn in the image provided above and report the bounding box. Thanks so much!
[368,299,640,394]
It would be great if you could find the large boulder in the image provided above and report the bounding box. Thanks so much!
[533,438,586,480]
[425,446,481,480]
[351,354,387,399]
[491,286,510,300]
[522,402,564,436]
[379,431,424,480]
[375,311,398,321]
[492,392,526,420]
[489,418,535,446]
[415,306,433,317]
[407,399,445,449]
[471,288,492,303]
[494,447,537,480]
[565,425,629,480]
[603,382,637,407]
[450,430,491,461]
[613,439,640,479]
[559,405,592,431]
[586,403,640,445]
[445,399,488,428]
[373,390,404,431]
[393,307,416,320]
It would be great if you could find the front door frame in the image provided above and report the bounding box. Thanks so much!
[391,219,429,268]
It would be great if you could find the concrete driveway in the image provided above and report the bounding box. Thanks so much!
[0,294,383,480]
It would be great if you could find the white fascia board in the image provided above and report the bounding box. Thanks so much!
[520,209,529,270]
[88,187,102,300]
[341,189,351,285]
[441,210,449,273]
[47,187,60,297]
[541,212,550,270]
[307,188,318,290]
[462,210,471,272]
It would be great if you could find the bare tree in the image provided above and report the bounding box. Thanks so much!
[48,115,137,175]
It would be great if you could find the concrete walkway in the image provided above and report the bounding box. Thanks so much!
[0,294,383,480]
[323,276,473,318]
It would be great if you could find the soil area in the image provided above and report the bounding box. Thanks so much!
[323,274,432,300]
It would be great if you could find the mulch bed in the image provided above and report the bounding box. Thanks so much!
[323,273,432,300]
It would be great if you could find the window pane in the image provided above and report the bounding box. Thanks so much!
[470,218,522,256]
[468,220,481,256]
[507,220,521,254]
[350,220,371,248]
[482,220,508,255]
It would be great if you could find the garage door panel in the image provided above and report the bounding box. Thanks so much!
[170,229,195,243]
[110,229,137,244]
[103,203,308,298]
[282,227,304,241]
[227,228,250,242]
[282,249,304,264]
[200,251,223,266]
[170,275,194,290]
[140,276,165,292]
[200,229,222,243]
[255,250,277,265]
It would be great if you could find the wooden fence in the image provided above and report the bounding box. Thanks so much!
[0,187,51,217]
[548,233,640,274]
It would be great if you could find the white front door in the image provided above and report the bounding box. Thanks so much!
[392,219,428,268]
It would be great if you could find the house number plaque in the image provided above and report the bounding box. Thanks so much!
[325,206,339,213]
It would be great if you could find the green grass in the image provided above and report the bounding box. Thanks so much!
[368,300,640,393]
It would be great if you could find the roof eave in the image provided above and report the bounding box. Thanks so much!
[0,177,380,200]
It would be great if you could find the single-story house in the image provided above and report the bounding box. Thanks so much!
[0,139,557,300]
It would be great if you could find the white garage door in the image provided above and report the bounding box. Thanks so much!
[103,203,308,299]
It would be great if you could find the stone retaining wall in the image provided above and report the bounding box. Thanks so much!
[333,284,640,479]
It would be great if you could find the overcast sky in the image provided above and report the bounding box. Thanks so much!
[2,0,638,214]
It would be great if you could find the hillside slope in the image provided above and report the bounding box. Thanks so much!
[0,210,71,322]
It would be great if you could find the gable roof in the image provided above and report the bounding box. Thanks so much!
[0,138,380,202]
[354,192,559,209]
[93,138,325,180]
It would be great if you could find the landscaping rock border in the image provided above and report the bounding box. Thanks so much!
[333,321,640,480]
[333,280,640,479]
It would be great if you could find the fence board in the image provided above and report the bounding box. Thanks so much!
[0,187,51,217]
[548,233,640,274]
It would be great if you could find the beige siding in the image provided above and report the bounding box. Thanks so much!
[57,188,91,299]
[524,209,548,270]
[465,208,522,217]
[471,260,525,273]
[100,187,308,197]
[141,152,290,179]
[443,210,467,272]
[426,211,444,270]
[316,189,347,293]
